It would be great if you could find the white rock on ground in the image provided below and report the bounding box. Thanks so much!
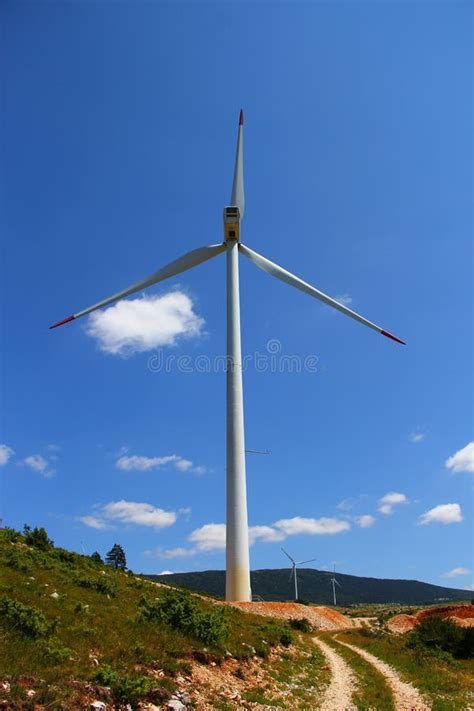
[90,702,106,711]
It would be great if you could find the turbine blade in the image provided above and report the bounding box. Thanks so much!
[50,243,226,328]
[239,244,405,344]
[288,568,294,583]
[335,579,342,588]
[281,547,295,564]
[230,109,245,218]
[298,558,317,565]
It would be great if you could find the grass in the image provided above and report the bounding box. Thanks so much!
[321,632,394,710]
[0,527,323,709]
[335,628,474,711]
[267,639,331,708]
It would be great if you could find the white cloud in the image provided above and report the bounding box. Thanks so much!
[102,500,177,529]
[148,525,285,559]
[335,294,353,306]
[355,515,375,528]
[442,567,470,578]
[409,431,426,443]
[418,503,463,526]
[173,514,350,557]
[45,444,61,452]
[23,454,55,478]
[336,495,368,512]
[80,500,178,531]
[160,570,174,575]
[160,547,193,559]
[0,444,14,467]
[336,497,356,511]
[378,492,407,515]
[85,292,204,356]
[116,454,205,475]
[174,459,194,472]
[189,523,226,552]
[79,515,107,530]
[445,442,474,474]
[274,516,350,536]
[249,525,286,544]
[117,455,179,470]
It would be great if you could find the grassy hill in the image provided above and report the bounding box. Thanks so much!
[0,527,304,708]
[148,568,472,605]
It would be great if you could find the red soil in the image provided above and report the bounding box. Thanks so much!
[386,613,417,634]
[228,601,354,631]
[388,604,474,634]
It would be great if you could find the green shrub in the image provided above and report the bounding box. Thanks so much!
[73,601,89,614]
[254,643,270,658]
[279,631,293,647]
[75,575,117,597]
[138,588,228,646]
[0,596,56,638]
[54,549,76,564]
[23,526,54,551]
[0,527,21,543]
[4,549,33,574]
[94,665,158,705]
[289,618,312,633]
[41,640,73,663]
[408,617,474,659]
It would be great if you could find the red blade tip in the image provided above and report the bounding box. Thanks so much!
[239,109,244,125]
[50,315,75,329]
[381,329,406,345]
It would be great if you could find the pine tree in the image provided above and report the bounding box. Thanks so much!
[105,543,127,570]
[23,525,53,550]
[90,551,102,563]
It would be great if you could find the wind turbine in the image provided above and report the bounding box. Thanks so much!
[50,110,405,603]
[329,565,341,606]
[282,548,317,601]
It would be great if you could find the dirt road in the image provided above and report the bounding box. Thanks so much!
[337,639,431,710]
[312,637,357,710]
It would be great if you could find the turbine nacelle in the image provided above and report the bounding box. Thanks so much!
[223,206,241,242]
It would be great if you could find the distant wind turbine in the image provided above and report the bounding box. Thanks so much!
[329,565,341,606]
[50,110,405,602]
[282,548,316,601]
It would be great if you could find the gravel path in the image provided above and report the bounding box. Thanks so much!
[336,639,431,710]
[312,637,357,710]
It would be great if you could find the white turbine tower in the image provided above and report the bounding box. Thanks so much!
[329,565,341,606]
[50,110,405,602]
[282,548,317,601]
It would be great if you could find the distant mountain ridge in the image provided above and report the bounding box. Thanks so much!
[146,568,472,605]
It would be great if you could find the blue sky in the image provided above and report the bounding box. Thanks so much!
[2,1,473,590]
